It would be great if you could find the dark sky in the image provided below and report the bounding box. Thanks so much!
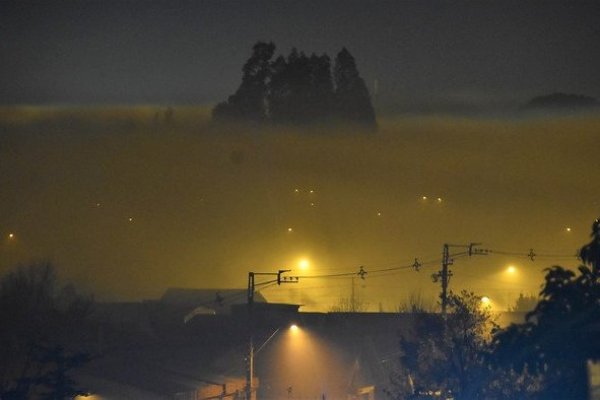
[1,0,600,108]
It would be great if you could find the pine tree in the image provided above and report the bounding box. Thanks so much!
[283,48,312,124]
[213,43,376,128]
[308,53,334,122]
[212,41,275,122]
[266,54,289,123]
[333,48,376,127]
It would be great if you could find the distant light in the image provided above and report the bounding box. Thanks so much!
[507,265,516,274]
[377,212,382,216]
[422,196,428,200]
[294,188,299,193]
[480,296,491,305]
[128,217,133,222]
[298,259,310,270]
[8,233,14,239]
[310,202,315,207]
[437,197,442,202]
[95,203,101,207]
[287,227,293,233]
[566,227,571,232]
[309,190,314,194]
[290,324,299,332]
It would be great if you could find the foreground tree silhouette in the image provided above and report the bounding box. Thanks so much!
[388,291,499,399]
[492,217,600,400]
[580,218,600,272]
[0,263,93,399]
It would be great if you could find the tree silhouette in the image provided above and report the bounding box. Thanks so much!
[526,92,598,109]
[509,293,538,312]
[212,41,275,122]
[308,53,335,122]
[492,218,600,400]
[267,48,313,124]
[333,48,376,127]
[213,42,375,128]
[267,54,290,123]
[580,218,600,273]
[0,263,93,399]
[389,291,499,400]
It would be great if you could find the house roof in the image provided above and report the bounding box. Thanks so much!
[160,288,266,313]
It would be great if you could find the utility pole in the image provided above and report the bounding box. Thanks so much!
[350,277,355,312]
[440,244,452,315]
[246,272,255,400]
[432,243,485,316]
[245,270,298,400]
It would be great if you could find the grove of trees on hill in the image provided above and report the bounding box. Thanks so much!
[526,92,598,109]
[213,41,376,128]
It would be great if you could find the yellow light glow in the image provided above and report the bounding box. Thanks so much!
[290,324,299,332]
[507,265,516,274]
[422,196,427,200]
[309,189,314,194]
[294,188,299,193]
[437,197,442,202]
[298,259,310,270]
[287,227,293,232]
[128,217,133,222]
[8,233,14,239]
[377,212,382,216]
[481,296,491,305]
[566,227,571,232]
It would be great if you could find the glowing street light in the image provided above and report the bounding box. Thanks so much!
[297,258,310,271]
[480,296,491,305]
[249,323,301,400]
[506,265,516,274]
[8,233,14,239]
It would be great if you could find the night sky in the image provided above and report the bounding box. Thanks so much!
[2,0,600,108]
[1,1,599,311]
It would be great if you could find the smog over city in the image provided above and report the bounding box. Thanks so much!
[1,1,600,399]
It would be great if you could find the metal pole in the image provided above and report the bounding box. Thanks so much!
[246,272,255,400]
[441,244,450,316]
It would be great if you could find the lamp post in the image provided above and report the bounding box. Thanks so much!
[245,270,298,400]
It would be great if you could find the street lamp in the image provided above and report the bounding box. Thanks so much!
[297,258,310,271]
[247,323,299,400]
[246,270,298,400]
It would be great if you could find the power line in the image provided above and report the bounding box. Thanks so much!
[484,247,578,261]
[202,244,579,313]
